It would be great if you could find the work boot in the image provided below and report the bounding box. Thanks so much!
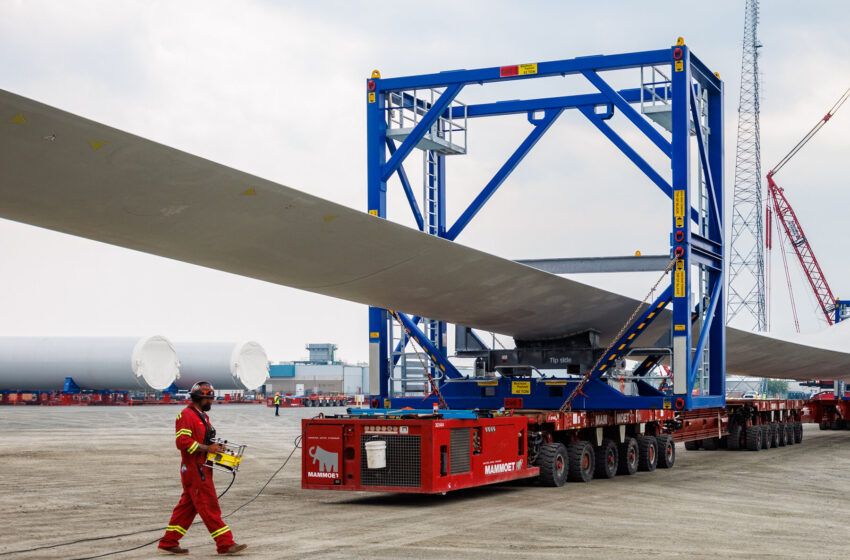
[219,543,248,555]
[158,546,189,555]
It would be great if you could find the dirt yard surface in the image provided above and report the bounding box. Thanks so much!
[1,405,848,559]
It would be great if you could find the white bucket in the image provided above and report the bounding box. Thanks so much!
[364,440,387,469]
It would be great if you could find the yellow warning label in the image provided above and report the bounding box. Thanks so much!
[674,190,685,228]
[369,332,380,339]
[368,92,376,103]
[383,399,391,408]
[9,112,28,123]
[544,381,567,386]
[518,63,538,76]
[674,324,686,331]
[663,399,672,410]
[88,141,107,151]
[369,209,378,216]
[675,60,684,72]
[674,260,685,298]
[241,188,256,196]
[512,381,531,395]
[477,380,498,386]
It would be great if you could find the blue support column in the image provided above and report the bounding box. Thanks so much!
[367,77,389,402]
[707,74,726,399]
[670,43,693,404]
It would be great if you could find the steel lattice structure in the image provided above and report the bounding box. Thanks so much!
[728,0,766,330]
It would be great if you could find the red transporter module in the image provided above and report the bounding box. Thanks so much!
[302,415,538,494]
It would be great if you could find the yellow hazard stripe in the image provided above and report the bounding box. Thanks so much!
[175,429,192,438]
[187,441,199,454]
[167,525,187,535]
[210,525,230,538]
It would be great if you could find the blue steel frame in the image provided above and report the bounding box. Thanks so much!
[367,41,725,411]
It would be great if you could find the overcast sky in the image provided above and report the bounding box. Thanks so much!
[1,0,848,364]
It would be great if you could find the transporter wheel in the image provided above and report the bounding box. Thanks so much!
[777,424,787,447]
[594,439,618,479]
[794,422,803,443]
[769,424,779,448]
[701,437,720,451]
[617,437,639,476]
[819,421,829,430]
[567,441,595,483]
[637,436,658,472]
[656,435,675,469]
[727,425,743,451]
[684,440,700,451]
[745,425,762,451]
[786,423,795,445]
[838,419,848,430]
[537,443,568,487]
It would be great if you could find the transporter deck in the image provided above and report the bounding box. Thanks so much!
[301,397,825,494]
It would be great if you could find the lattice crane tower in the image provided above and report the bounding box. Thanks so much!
[728,0,766,330]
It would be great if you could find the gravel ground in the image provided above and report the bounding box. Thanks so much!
[1,405,848,559]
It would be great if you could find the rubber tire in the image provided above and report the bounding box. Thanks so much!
[537,443,568,487]
[746,425,762,451]
[567,441,595,483]
[777,423,787,447]
[656,435,675,469]
[594,439,618,479]
[785,423,794,445]
[684,440,700,451]
[760,425,771,449]
[819,421,829,431]
[794,422,803,444]
[637,436,658,472]
[702,437,720,450]
[727,424,743,451]
[769,424,779,448]
[617,437,639,476]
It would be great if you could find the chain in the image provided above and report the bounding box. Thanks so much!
[559,258,678,412]
[389,310,449,410]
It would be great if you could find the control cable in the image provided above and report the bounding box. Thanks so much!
[0,434,303,559]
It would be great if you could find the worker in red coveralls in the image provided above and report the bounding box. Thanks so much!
[158,381,247,555]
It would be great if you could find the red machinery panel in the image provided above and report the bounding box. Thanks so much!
[301,416,538,494]
[302,423,343,486]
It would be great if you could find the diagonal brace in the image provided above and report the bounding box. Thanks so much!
[582,70,672,156]
[391,310,463,379]
[689,88,722,232]
[386,139,425,231]
[447,108,563,241]
[381,83,463,182]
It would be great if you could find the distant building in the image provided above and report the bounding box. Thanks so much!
[264,343,367,396]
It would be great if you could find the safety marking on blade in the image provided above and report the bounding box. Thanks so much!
[324,215,337,222]
[88,141,108,150]
[9,112,28,123]
[241,188,257,195]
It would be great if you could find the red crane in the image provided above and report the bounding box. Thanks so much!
[765,88,849,331]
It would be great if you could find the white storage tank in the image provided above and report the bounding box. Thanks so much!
[174,341,269,391]
[0,336,179,391]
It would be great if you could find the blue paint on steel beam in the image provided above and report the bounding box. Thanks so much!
[348,408,479,419]
[582,70,672,156]
[386,138,425,231]
[393,311,463,379]
[377,50,670,91]
[689,275,723,386]
[446,109,563,241]
[689,89,722,230]
[449,87,668,119]
[380,84,462,182]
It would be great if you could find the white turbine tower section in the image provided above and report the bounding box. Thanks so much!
[728,0,766,330]
[174,341,269,391]
[0,336,179,391]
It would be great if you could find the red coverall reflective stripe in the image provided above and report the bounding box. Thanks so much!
[158,406,235,553]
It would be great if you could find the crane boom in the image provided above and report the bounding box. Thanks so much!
[766,88,849,327]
